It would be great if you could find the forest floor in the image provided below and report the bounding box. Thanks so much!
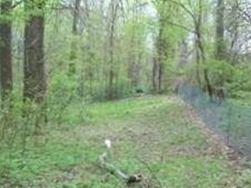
[1,95,251,187]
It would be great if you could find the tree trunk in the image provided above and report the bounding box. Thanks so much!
[199,0,213,98]
[69,0,81,76]
[72,0,81,36]
[107,0,118,100]
[215,0,225,60]
[23,2,46,103]
[153,18,166,93]
[152,57,157,91]
[158,62,163,93]
[196,0,213,98]
[0,0,12,100]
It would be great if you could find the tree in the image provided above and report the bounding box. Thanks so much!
[197,0,213,97]
[168,0,213,96]
[23,1,46,103]
[69,0,81,76]
[152,1,169,93]
[215,0,225,60]
[107,0,119,100]
[153,18,166,93]
[0,0,12,100]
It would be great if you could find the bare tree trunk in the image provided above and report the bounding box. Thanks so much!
[127,7,141,90]
[215,0,225,60]
[23,2,46,103]
[152,57,157,91]
[69,0,81,76]
[197,0,213,98]
[108,23,115,99]
[72,0,81,36]
[128,58,140,89]
[153,18,166,93]
[0,0,12,100]
[152,58,163,93]
[127,37,137,90]
[107,0,118,100]
[195,43,202,87]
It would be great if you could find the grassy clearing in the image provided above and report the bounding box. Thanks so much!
[1,95,251,187]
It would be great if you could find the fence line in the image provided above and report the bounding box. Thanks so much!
[178,83,251,158]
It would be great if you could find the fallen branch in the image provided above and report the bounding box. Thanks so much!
[98,139,142,185]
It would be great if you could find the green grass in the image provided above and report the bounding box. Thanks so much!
[1,95,251,187]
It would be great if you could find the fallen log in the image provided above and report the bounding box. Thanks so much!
[98,139,142,185]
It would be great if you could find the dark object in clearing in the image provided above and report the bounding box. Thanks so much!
[135,88,144,93]
[127,174,142,184]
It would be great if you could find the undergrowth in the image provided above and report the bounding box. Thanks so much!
[0,96,251,187]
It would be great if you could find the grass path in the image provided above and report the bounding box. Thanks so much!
[1,96,251,187]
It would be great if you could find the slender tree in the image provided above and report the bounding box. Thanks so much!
[69,0,81,76]
[155,18,166,93]
[0,0,12,100]
[107,0,118,100]
[23,1,46,103]
[153,1,169,93]
[197,0,213,97]
[215,0,225,60]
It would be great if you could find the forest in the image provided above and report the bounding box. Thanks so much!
[1,0,251,187]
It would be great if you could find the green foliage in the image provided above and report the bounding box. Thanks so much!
[228,65,251,97]
[206,60,234,86]
[49,72,78,103]
[185,59,251,101]
[1,0,251,187]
